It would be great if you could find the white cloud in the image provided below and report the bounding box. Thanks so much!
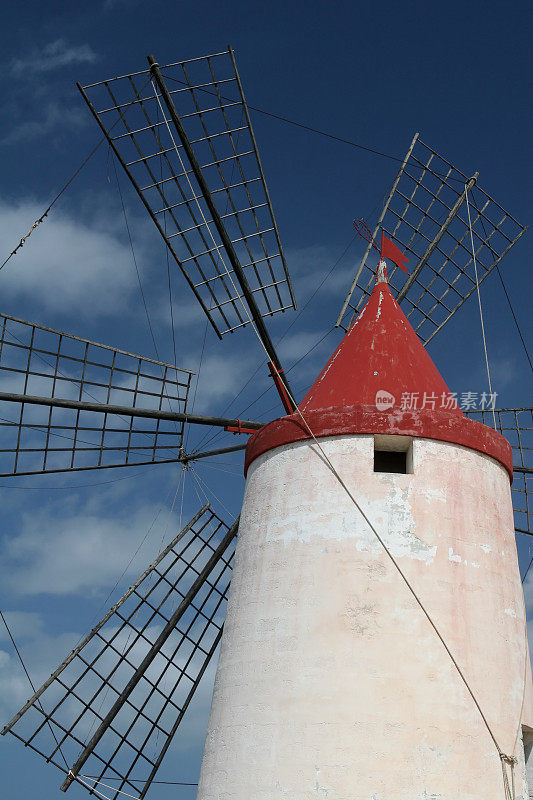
[489,357,518,392]
[0,611,44,642]
[0,626,80,722]
[286,243,357,300]
[0,498,169,596]
[0,611,217,761]
[1,103,86,146]
[156,293,205,331]
[9,40,98,76]
[191,351,258,410]
[278,330,330,363]
[2,41,98,144]
[0,201,140,318]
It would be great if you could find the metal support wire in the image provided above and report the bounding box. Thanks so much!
[3,505,238,800]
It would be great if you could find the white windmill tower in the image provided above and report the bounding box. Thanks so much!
[197,256,532,798]
[1,48,531,800]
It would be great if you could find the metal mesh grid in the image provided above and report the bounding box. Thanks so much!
[337,135,527,343]
[0,312,193,475]
[467,408,532,536]
[79,48,295,337]
[2,504,237,800]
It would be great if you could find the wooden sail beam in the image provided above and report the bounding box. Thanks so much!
[0,391,263,431]
[148,55,297,413]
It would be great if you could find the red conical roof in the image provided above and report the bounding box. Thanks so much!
[300,263,462,417]
[244,262,512,478]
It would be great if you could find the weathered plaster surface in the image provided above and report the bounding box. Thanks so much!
[196,435,532,799]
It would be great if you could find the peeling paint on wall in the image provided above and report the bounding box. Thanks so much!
[376,289,384,320]
[197,432,531,800]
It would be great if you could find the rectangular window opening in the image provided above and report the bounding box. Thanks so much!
[374,449,407,474]
[373,435,413,474]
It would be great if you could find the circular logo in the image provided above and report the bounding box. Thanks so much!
[375,390,395,411]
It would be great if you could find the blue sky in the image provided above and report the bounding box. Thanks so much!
[0,1,531,798]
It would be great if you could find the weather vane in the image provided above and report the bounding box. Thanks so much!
[353,217,410,273]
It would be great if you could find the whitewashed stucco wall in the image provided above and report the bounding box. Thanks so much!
[197,434,532,799]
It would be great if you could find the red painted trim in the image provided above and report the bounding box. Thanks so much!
[224,420,257,435]
[244,405,513,479]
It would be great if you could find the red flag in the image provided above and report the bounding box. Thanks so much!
[380,233,409,273]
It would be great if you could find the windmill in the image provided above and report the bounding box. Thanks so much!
[1,47,531,799]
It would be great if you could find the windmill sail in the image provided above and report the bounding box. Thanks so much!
[467,407,532,537]
[78,47,296,338]
[2,503,237,799]
[337,134,527,344]
[0,311,193,476]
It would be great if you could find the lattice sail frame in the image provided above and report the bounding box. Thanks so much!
[2,504,237,800]
[78,47,296,337]
[337,134,527,344]
[467,408,533,537]
[0,312,193,476]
